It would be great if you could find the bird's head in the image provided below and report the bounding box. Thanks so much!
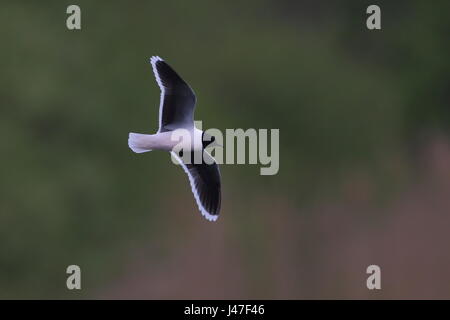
[202,132,222,149]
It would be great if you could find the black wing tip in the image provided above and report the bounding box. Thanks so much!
[198,189,221,222]
[194,182,221,222]
[150,56,163,65]
[203,211,220,222]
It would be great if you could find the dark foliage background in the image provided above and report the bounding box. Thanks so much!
[0,1,449,298]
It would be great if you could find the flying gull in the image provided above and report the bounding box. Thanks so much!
[128,56,221,221]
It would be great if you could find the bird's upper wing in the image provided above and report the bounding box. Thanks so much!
[150,56,196,132]
[171,151,221,221]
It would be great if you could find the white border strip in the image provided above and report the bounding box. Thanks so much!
[150,56,164,132]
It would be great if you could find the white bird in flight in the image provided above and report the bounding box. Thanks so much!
[128,56,221,221]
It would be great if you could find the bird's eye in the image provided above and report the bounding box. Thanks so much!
[211,136,215,142]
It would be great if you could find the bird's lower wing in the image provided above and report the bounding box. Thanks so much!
[171,151,221,221]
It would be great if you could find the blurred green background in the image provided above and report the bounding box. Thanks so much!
[0,0,449,299]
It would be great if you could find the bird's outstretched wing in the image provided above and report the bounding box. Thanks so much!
[171,151,221,221]
[150,56,196,132]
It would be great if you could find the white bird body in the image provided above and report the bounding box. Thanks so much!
[128,127,204,153]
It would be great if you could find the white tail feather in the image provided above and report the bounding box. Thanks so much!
[128,133,153,153]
